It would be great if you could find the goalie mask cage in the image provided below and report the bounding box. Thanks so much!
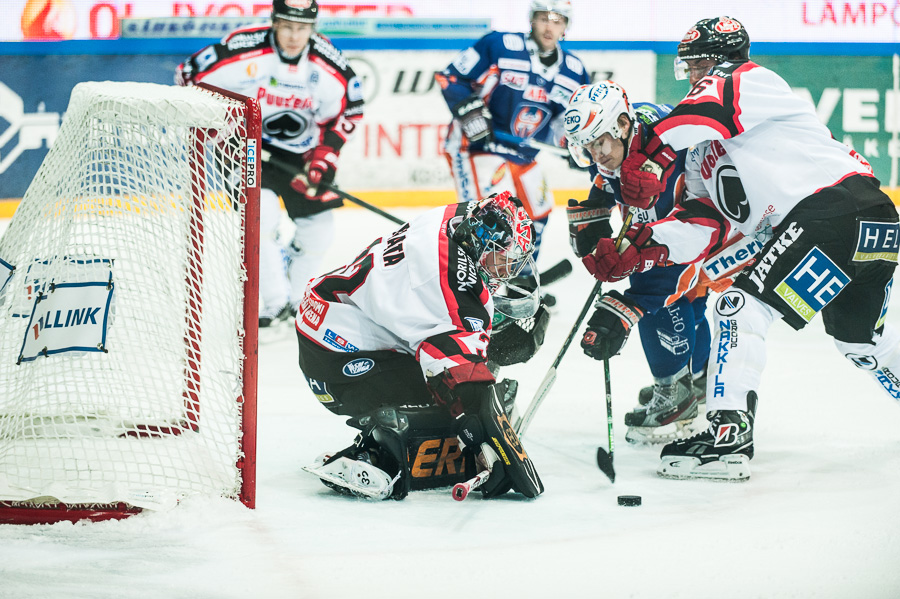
[0,82,260,524]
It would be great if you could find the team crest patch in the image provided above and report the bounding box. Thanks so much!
[342,357,375,377]
[464,317,485,332]
[853,221,899,262]
[775,247,850,323]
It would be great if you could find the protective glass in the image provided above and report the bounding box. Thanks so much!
[673,57,690,81]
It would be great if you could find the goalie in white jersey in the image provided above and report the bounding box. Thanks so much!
[585,16,900,481]
[296,192,548,500]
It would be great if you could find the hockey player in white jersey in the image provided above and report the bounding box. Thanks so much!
[586,16,900,481]
[296,192,548,500]
[176,0,364,327]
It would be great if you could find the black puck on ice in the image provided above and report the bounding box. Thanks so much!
[617,495,642,507]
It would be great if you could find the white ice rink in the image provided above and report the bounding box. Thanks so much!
[2,206,900,598]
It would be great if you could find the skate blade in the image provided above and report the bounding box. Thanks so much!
[656,454,751,482]
[625,418,700,445]
[302,460,393,500]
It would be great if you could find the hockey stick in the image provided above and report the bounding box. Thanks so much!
[514,278,603,437]
[595,207,636,483]
[451,469,491,501]
[260,149,406,225]
[494,131,570,158]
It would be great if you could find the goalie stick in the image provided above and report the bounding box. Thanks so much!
[451,469,491,501]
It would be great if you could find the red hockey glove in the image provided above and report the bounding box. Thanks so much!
[619,133,678,209]
[291,145,339,200]
[581,291,645,361]
[581,223,669,282]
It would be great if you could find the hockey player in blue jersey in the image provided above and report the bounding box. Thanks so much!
[563,81,712,444]
[435,0,589,267]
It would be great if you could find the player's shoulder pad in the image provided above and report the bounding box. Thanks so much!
[483,30,527,53]
[220,25,270,54]
[310,33,352,73]
[560,49,587,77]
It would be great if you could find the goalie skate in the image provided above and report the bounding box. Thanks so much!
[302,453,398,500]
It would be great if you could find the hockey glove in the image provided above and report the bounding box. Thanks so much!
[582,223,669,282]
[452,94,494,144]
[581,291,645,361]
[566,198,613,258]
[294,145,339,200]
[454,383,543,498]
[619,132,678,209]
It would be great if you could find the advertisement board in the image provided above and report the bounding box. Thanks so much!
[5,0,900,43]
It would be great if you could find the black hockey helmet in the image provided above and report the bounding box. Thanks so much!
[272,0,318,24]
[677,16,750,63]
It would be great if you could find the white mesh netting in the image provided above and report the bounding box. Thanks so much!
[0,82,255,512]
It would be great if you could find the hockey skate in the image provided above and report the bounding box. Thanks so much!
[656,391,757,482]
[638,370,707,407]
[624,368,700,445]
[259,302,295,328]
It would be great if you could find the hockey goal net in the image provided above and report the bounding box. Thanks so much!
[0,81,260,524]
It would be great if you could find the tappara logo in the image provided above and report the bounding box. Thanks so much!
[512,105,548,138]
[20,0,75,40]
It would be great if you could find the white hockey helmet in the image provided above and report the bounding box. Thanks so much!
[529,0,573,26]
[563,81,635,168]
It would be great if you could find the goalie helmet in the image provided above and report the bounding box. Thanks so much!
[453,192,540,318]
[529,0,573,26]
[272,0,318,23]
[677,16,750,63]
[563,81,634,169]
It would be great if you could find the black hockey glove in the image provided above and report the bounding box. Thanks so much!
[581,291,645,361]
[452,382,543,499]
[487,304,550,366]
[452,94,494,144]
[566,196,613,258]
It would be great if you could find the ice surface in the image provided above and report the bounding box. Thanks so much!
[1,207,899,599]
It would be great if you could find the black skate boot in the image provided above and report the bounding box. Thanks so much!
[625,367,699,444]
[657,391,758,481]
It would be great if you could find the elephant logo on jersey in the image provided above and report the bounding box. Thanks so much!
[263,111,309,139]
[512,105,549,139]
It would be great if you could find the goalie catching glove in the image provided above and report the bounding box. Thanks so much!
[452,94,494,144]
[582,223,669,282]
[619,132,678,209]
[581,291,645,361]
[429,366,543,498]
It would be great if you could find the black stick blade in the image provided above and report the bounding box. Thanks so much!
[596,448,615,483]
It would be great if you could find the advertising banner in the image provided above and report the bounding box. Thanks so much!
[4,0,900,43]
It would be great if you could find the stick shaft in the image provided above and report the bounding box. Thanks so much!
[452,470,491,501]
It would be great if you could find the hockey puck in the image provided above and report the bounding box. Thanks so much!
[617,495,642,507]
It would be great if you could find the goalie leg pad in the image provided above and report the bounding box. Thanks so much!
[458,385,543,498]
